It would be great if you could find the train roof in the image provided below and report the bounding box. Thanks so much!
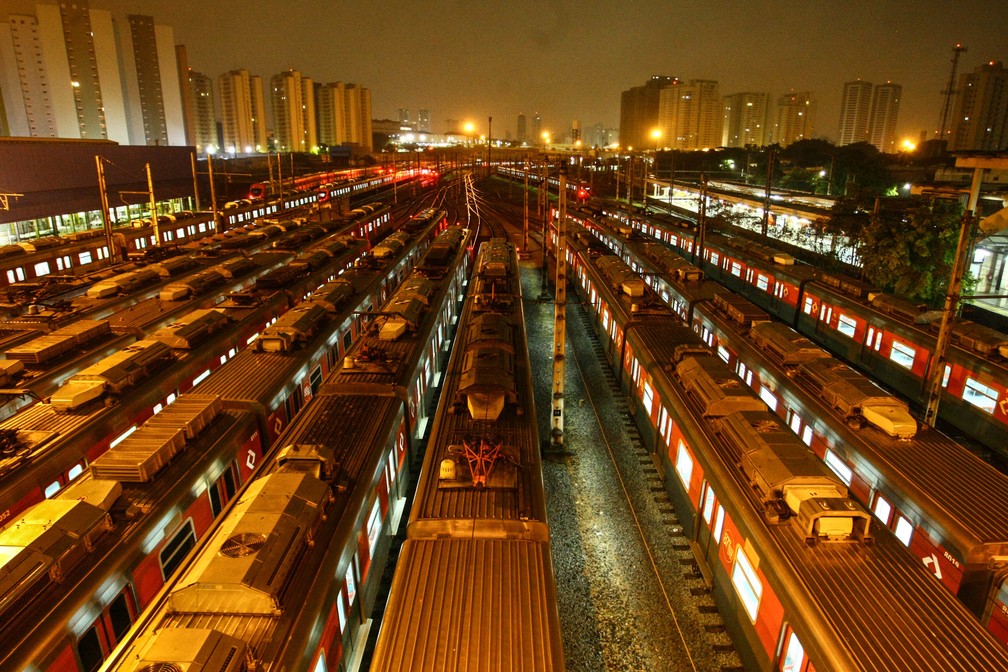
[370,538,564,672]
[409,241,546,539]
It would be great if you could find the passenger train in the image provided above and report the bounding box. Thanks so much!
[601,206,1008,460]
[570,211,1008,645]
[0,168,403,291]
[552,219,1008,671]
[0,203,450,672]
[371,238,565,671]
[0,206,405,526]
[95,223,472,672]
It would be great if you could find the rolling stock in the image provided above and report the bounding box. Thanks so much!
[371,238,565,672]
[577,211,1008,645]
[97,224,473,672]
[560,221,1008,670]
[602,206,1008,459]
[0,206,401,525]
[0,170,397,293]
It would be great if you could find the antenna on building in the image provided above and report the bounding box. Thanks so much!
[937,43,967,144]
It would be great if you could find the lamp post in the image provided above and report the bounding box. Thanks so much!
[647,128,662,212]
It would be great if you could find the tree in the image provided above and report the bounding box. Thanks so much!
[819,193,965,305]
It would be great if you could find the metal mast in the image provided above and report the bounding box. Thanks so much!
[550,160,568,450]
[938,43,967,144]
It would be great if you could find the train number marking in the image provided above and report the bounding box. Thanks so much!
[922,553,943,580]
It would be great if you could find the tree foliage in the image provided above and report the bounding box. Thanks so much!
[820,193,965,305]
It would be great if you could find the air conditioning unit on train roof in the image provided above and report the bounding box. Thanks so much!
[127,627,247,672]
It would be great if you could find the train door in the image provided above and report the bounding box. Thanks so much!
[694,482,725,585]
[207,461,240,517]
[774,624,812,672]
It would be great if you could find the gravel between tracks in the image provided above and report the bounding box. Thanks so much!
[522,259,743,672]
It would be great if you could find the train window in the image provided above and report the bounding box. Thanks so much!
[642,381,654,415]
[366,500,382,560]
[160,519,196,579]
[756,274,769,291]
[963,378,998,414]
[780,630,808,672]
[714,505,725,543]
[893,515,913,546]
[823,450,853,486]
[789,411,802,435]
[716,344,730,363]
[310,365,323,395]
[837,314,857,338]
[77,624,105,672]
[731,550,762,622]
[803,297,814,314]
[34,260,51,276]
[193,369,211,386]
[312,651,328,672]
[873,495,893,525]
[730,261,742,277]
[345,560,357,606]
[873,330,882,350]
[702,485,715,524]
[710,252,719,265]
[107,590,134,640]
[942,364,951,388]
[79,250,93,265]
[889,340,916,370]
[759,386,778,411]
[675,440,693,488]
[801,426,813,447]
[44,480,61,498]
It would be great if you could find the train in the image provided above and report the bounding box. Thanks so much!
[571,210,1008,645]
[0,206,408,526]
[95,223,473,672]
[370,238,565,671]
[0,202,453,672]
[552,218,1008,671]
[600,206,1008,461]
[0,169,402,293]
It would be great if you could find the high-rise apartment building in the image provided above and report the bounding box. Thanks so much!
[517,113,526,143]
[657,79,721,150]
[571,119,581,144]
[418,108,430,132]
[271,69,306,152]
[0,2,186,146]
[317,82,347,146]
[315,81,371,150]
[949,61,1008,151]
[219,69,257,153]
[175,44,194,146]
[188,69,216,153]
[774,91,815,146]
[721,92,769,147]
[532,112,541,145]
[249,75,266,151]
[619,75,673,148]
[301,76,317,151]
[398,107,410,125]
[837,80,873,146]
[868,81,901,152]
[120,14,184,146]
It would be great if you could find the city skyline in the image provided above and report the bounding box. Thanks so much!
[85,0,1004,143]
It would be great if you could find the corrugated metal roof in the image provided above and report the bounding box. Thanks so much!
[370,538,564,672]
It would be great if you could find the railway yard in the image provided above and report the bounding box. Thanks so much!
[2,170,1008,672]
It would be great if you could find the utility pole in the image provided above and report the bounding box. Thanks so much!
[146,163,160,246]
[762,147,775,236]
[696,174,708,265]
[95,156,118,264]
[627,155,634,210]
[924,157,999,427]
[208,154,221,234]
[523,156,529,253]
[487,116,492,179]
[190,151,201,211]
[550,160,568,451]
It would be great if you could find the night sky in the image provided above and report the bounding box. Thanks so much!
[98,0,1005,144]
